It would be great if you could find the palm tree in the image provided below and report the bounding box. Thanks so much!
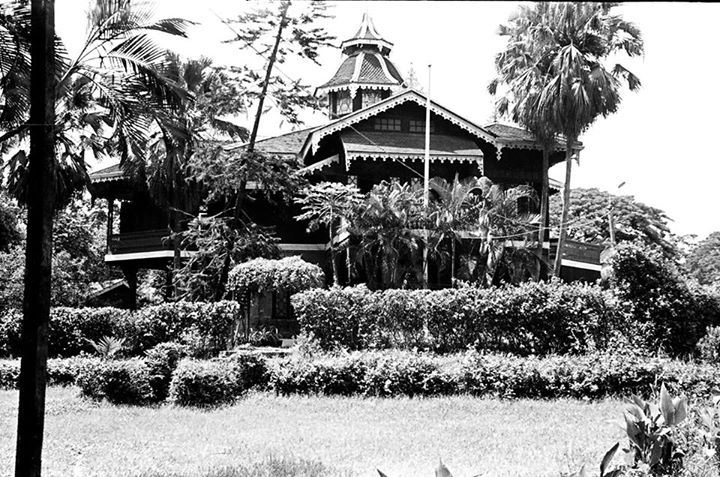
[351,181,424,289]
[489,4,560,277]
[490,3,643,276]
[295,181,362,286]
[1,0,193,208]
[428,174,482,285]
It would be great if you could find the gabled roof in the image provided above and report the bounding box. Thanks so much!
[485,122,583,151]
[301,88,499,158]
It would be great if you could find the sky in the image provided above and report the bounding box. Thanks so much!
[55,1,720,240]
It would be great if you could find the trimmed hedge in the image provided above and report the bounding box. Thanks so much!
[76,359,155,405]
[168,359,242,407]
[267,350,720,399]
[0,357,100,389]
[293,282,628,354]
[0,301,241,358]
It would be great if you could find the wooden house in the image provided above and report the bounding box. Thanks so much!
[89,13,602,307]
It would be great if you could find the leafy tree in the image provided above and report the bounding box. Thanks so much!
[295,182,362,286]
[491,3,643,276]
[0,192,22,252]
[173,213,280,302]
[686,232,720,285]
[225,0,334,147]
[549,188,678,261]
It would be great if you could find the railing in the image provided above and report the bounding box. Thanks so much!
[108,229,172,255]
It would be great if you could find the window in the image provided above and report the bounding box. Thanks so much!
[374,117,402,131]
[408,120,435,133]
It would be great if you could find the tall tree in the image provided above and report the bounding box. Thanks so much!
[491,3,643,276]
[489,5,560,277]
[225,0,334,149]
[15,0,55,474]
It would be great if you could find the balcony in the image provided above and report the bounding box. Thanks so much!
[107,229,172,255]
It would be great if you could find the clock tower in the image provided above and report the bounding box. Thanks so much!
[316,13,405,119]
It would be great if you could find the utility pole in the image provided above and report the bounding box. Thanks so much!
[608,181,626,246]
[422,65,431,288]
[16,0,56,475]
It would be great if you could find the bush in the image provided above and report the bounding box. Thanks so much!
[145,342,189,402]
[0,357,101,389]
[608,242,720,354]
[266,350,720,400]
[697,326,720,363]
[0,359,19,389]
[227,256,324,299]
[76,359,154,405]
[0,301,242,359]
[168,359,242,407]
[293,281,627,355]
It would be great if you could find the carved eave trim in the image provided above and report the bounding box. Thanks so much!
[302,90,500,158]
[316,83,399,96]
[346,154,484,173]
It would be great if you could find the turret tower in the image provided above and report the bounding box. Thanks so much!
[316,13,405,119]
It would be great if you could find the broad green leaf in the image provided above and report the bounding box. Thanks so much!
[600,442,619,477]
[659,384,674,425]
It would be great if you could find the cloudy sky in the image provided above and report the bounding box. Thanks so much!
[56,1,720,240]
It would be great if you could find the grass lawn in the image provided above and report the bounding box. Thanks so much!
[0,386,625,477]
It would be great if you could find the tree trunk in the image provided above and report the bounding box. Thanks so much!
[329,224,339,286]
[450,238,456,287]
[15,1,55,475]
[537,147,549,279]
[553,139,575,277]
[247,0,289,152]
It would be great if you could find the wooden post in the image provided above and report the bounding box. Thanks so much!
[106,197,114,253]
[15,1,56,475]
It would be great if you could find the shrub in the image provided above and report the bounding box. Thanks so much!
[608,242,720,355]
[227,256,324,300]
[293,282,627,355]
[697,326,720,363]
[228,354,269,389]
[0,301,242,359]
[145,342,189,401]
[76,359,154,405]
[169,359,242,407]
[0,359,19,389]
[266,350,720,400]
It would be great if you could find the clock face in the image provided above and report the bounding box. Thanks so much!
[339,98,351,113]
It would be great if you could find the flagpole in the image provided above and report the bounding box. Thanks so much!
[423,64,431,288]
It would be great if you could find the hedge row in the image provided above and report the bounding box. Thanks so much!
[267,351,720,399]
[3,351,720,404]
[0,301,241,358]
[293,282,629,354]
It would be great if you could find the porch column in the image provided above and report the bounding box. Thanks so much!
[106,197,115,254]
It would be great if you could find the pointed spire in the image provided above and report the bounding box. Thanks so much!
[341,12,393,54]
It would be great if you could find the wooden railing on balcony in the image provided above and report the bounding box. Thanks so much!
[107,229,172,255]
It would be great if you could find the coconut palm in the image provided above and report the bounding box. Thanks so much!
[0,0,193,208]
[490,2,643,276]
